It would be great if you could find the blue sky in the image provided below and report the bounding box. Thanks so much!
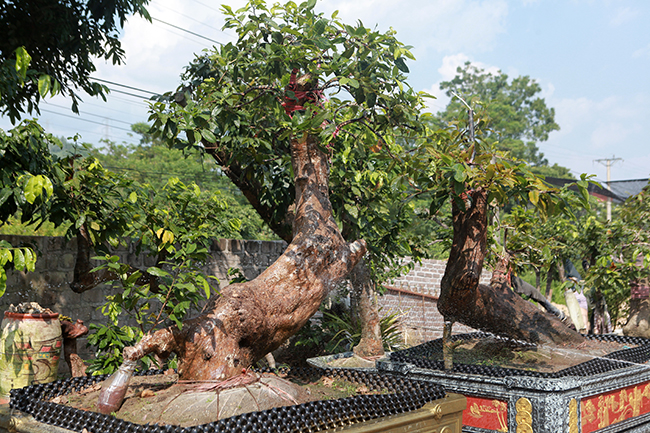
[2,0,649,182]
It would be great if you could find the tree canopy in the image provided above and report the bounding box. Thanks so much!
[0,0,150,122]
[435,62,570,178]
[150,0,432,282]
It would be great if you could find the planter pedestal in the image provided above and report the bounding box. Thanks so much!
[382,332,650,433]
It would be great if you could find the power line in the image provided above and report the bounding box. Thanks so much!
[39,109,135,133]
[104,93,150,108]
[106,87,156,100]
[43,103,134,126]
[187,0,223,14]
[91,78,160,96]
[151,3,223,34]
[152,16,223,45]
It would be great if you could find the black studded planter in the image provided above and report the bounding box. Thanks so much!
[1,366,465,433]
[379,332,650,433]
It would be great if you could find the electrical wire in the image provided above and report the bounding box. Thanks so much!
[42,103,134,126]
[152,16,223,45]
[150,3,223,34]
[91,78,160,96]
[106,87,156,100]
[39,109,135,133]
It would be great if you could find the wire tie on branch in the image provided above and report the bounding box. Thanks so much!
[451,91,476,163]
[281,68,324,117]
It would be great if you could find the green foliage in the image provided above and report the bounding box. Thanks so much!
[435,62,569,177]
[150,0,433,284]
[0,0,151,122]
[0,240,37,297]
[0,120,66,297]
[412,107,589,233]
[90,123,278,240]
[87,248,218,375]
[502,180,650,329]
[0,120,65,224]
[295,306,404,354]
[82,174,236,375]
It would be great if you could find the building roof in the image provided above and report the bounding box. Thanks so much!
[543,177,649,204]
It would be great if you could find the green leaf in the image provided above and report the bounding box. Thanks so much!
[147,267,170,278]
[24,175,53,204]
[38,75,51,97]
[13,248,25,271]
[528,190,539,206]
[452,164,467,183]
[394,57,409,73]
[75,214,86,229]
[0,248,12,266]
[14,47,31,81]
[201,129,217,143]
[305,0,317,10]
[129,191,138,203]
[0,270,6,298]
[313,19,327,36]
[23,248,35,272]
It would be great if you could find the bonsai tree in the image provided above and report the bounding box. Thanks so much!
[419,104,588,345]
[133,0,431,365]
[125,0,429,378]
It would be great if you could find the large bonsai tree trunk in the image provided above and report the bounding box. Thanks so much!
[438,188,583,345]
[123,132,367,380]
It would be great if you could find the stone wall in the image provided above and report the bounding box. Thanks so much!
[0,235,287,361]
[0,236,491,356]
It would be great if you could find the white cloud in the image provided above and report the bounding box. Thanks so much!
[609,6,639,27]
[319,0,509,53]
[543,83,556,99]
[422,54,502,113]
[590,122,637,149]
[546,94,649,180]
[633,43,650,59]
[438,53,501,80]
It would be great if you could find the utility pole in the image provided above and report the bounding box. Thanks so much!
[595,156,623,221]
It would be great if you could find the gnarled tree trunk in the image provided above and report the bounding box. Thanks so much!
[123,132,367,380]
[438,188,583,345]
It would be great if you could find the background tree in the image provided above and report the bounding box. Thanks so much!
[91,122,277,241]
[0,0,152,295]
[435,62,570,178]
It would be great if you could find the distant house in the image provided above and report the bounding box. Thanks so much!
[544,177,649,204]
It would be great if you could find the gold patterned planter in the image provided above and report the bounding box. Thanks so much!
[331,393,466,433]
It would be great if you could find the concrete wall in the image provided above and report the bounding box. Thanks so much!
[0,235,490,355]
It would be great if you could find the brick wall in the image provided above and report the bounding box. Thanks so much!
[1,236,492,356]
[379,259,492,343]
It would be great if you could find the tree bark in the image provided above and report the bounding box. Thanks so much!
[349,259,384,358]
[438,188,583,345]
[123,132,367,380]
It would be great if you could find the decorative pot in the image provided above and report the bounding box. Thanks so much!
[0,311,62,399]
